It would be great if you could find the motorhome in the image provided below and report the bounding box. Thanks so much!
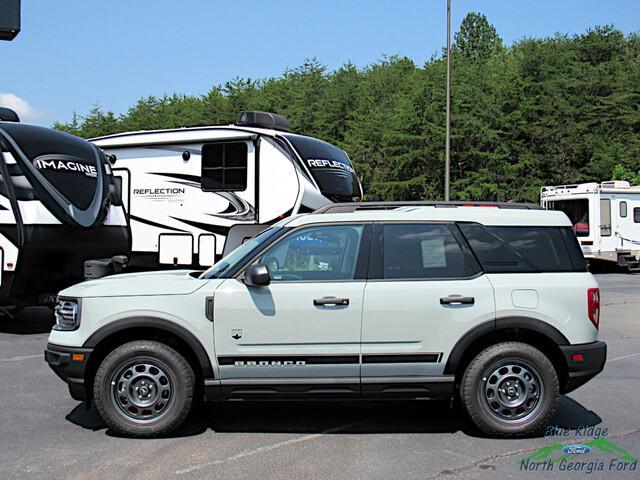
[0,109,129,307]
[91,111,363,270]
[541,181,640,269]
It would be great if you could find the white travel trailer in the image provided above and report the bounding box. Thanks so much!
[92,112,363,270]
[0,109,130,307]
[541,181,640,269]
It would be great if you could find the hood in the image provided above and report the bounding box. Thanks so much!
[59,270,215,298]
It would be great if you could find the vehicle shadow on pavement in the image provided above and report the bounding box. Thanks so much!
[65,394,602,439]
[0,307,53,334]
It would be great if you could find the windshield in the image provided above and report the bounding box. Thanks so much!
[199,227,283,279]
[284,134,362,202]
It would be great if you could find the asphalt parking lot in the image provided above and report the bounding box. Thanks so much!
[1,274,638,480]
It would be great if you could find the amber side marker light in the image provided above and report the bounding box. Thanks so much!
[71,353,85,362]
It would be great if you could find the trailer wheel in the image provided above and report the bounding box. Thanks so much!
[93,340,194,437]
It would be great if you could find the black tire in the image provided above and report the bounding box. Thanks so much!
[93,340,195,437]
[460,341,559,437]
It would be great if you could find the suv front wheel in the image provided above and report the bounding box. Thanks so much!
[460,342,559,437]
[93,340,195,437]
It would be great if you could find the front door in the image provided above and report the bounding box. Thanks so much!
[213,223,370,398]
[361,223,495,396]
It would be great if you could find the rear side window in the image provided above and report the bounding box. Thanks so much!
[458,223,586,273]
[381,224,480,279]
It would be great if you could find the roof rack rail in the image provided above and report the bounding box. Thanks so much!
[313,201,543,214]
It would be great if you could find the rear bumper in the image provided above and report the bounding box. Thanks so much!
[560,340,607,393]
[44,343,93,401]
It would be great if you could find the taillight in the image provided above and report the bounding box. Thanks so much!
[587,288,600,329]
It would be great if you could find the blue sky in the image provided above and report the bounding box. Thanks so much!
[1,0,638,125]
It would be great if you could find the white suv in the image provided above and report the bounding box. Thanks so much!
[45,202,606,437]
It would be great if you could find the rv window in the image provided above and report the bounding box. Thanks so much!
[201,142,248,192]
[600,199,611,236]
[546,199,590,237]
[620,201,628,218]
[634,207,640,223]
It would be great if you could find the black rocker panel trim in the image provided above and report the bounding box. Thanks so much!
[443,316,570,375]
[83,317,214,378]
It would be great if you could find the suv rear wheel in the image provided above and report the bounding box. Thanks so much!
[93,340,195,437]
[460,341,559,437]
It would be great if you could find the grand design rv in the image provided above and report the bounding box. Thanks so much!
[0,109,130,307]
[92,111,363,270]
[541,181,640,269]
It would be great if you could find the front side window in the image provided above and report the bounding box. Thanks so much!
[382,224,479,279]
[258,224,363,281]
[634,207,640,223]
[201,142,248,192]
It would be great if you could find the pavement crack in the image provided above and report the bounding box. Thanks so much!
[426,427,640,479]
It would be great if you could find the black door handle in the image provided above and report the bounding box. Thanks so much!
[314,296,349,306]
[440,295,475,305]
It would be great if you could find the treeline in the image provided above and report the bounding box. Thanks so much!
[54,14,640,202]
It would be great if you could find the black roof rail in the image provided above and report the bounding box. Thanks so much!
[313,201,543,214]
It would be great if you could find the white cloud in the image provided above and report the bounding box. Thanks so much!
[0,93,44,122]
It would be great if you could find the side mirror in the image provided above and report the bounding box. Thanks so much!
[244,263,270,287]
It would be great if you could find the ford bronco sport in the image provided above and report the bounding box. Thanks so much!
[45,202,606,437]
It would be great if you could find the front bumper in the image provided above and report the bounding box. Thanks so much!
[560,340,607,393]
[44,343,93,401]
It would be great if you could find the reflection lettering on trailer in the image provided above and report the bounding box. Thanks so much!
[306,159,356,174]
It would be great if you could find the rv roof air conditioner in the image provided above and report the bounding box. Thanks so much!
[235,111,290,132]
[0,107,20,122]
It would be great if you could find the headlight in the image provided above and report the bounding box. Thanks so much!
[53,298,81,331]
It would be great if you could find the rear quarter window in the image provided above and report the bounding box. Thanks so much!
[458,223,586,273]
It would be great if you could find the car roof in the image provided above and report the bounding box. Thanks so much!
[284,206,571,227]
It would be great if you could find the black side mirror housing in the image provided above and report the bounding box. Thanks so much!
[244,263,270,287]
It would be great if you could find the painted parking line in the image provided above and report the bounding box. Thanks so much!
[175,415,383,475]
[0,354,42,362]
[608,352,640,363]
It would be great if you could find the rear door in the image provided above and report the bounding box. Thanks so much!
[361,223,495,396]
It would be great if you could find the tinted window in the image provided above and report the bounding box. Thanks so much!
[459,223,582,273]
[201,142,247,191]
[382,224,479,279]
[634,207,640,223]
[259,225,363,281]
